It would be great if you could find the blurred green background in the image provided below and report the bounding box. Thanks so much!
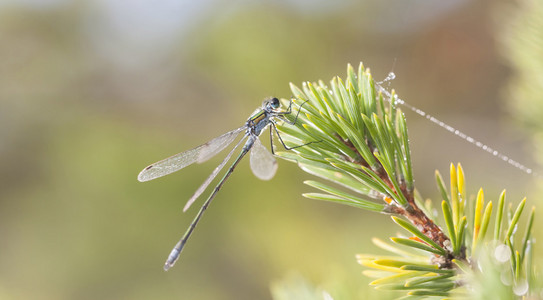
[1,0,541,299]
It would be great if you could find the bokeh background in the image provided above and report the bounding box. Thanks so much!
[1,0,542,299]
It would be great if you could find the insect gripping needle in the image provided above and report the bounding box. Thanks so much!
[137,98,306,271]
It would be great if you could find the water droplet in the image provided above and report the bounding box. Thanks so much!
[374,79,539,178]
[377,72,396,84]
[387,72,396,80]
[513,279,529,296]
[501,270,513,286]
[494,244,511,263]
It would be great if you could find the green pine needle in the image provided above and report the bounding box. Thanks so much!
[274,62,537,299]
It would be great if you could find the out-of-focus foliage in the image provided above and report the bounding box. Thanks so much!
[499,0,543,134]
[499,2,543,297]
[270,273,332,300]
[0,1,540,299]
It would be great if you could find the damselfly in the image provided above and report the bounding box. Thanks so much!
[138,97,306,271]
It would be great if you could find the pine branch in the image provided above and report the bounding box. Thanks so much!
[275,63,537,298]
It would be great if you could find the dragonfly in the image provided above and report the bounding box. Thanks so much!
[137,97,308,271]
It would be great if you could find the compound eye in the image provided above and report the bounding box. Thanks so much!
[270,97,280,108]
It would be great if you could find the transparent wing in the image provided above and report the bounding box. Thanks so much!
[137,126,245,182]
[183,134,247,212]
[250,137,277,180]
[197,126,246,163]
